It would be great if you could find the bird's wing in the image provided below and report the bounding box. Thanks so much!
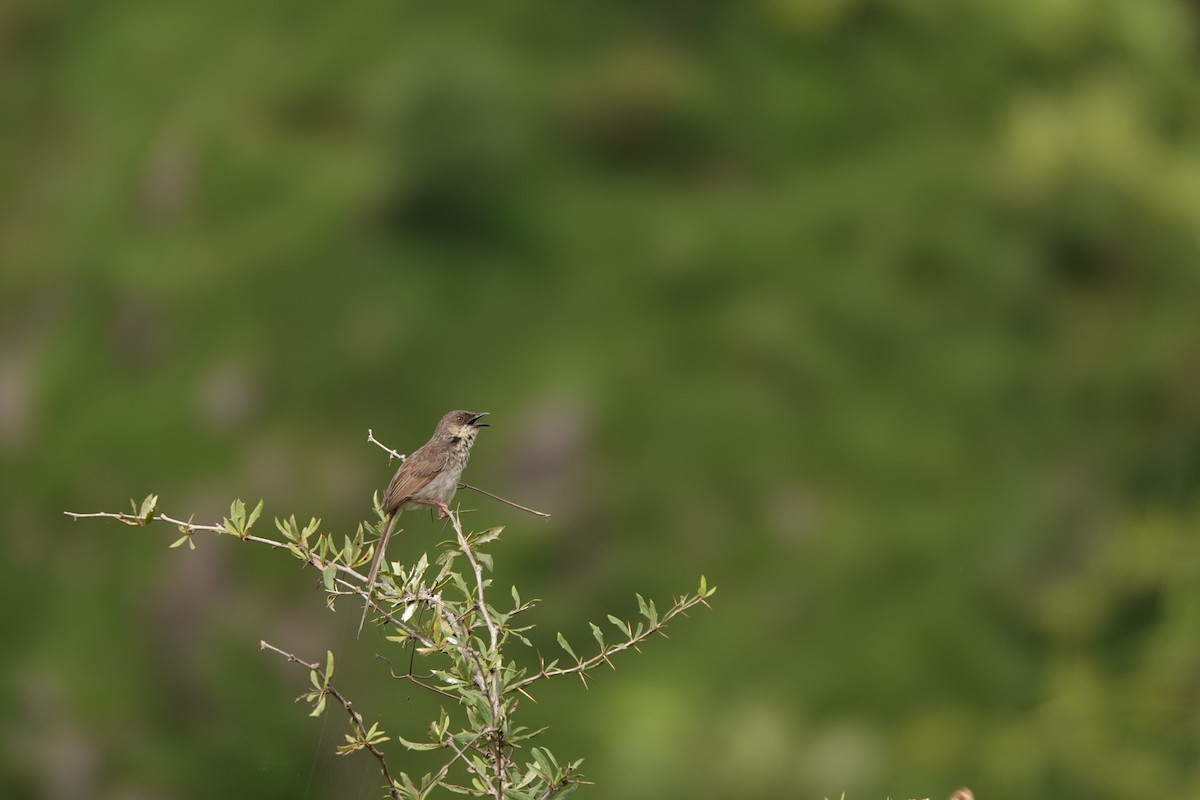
[384,443,449,512]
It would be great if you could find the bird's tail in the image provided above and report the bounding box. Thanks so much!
[358,509,400,636]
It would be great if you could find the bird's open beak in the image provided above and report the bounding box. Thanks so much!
[469,412,490,427]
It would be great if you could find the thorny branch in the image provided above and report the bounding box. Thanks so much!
[448,510,506,799]
[449,511,500,654]
[69,450,712,800]
[259,640,401,800]
[511,591,712,692]
[64,508,355,578]
[375,654,458,700]
[63,508,362,583]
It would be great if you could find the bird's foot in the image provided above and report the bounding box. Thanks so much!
[436,502,451,519]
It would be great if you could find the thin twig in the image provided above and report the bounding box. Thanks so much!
[367,428,550,518]
[443,729,497,797]
[510,593,712,693]
[64,509,368,582]
[66,510,289,551]
[66,510,222,535]
[374,654,457,700]
[458,482,550,518]
[260,640,401,800]
[367,428,406,462]
[420,730,488,796]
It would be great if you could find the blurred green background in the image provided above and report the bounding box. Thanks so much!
[5,1,1200,798]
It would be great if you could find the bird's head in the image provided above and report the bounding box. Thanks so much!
[438,410,490,442]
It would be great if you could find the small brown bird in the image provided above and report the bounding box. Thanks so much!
[358,410,490,634]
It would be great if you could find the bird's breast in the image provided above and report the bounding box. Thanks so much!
[410,442,472,504]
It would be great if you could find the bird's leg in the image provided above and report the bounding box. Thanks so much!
[410,498,452,519]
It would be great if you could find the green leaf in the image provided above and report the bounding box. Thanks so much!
[531,747,554,777]
[169,535,189,549]
[589,622,604,649]
[138,494,158,520]
[698,574,707,596]
[556,632,578,662]
[511,585,521,608]
[325,650,335,680]
[607,614,629,635]
[509,725,548,745]
[511,766,539,791]
[311,694,326,717]
[230,498,246,528]
[473,526,504,545]
[396,735,442,752]
[396,772,419,800]
[322,562,337,591]
[636,593,648,618]
[246,498,263,530]
[450,729,477,745]
[276,517,296,541]
[363,722,390,745]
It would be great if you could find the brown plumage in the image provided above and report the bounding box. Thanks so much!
[358,410,489,634]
